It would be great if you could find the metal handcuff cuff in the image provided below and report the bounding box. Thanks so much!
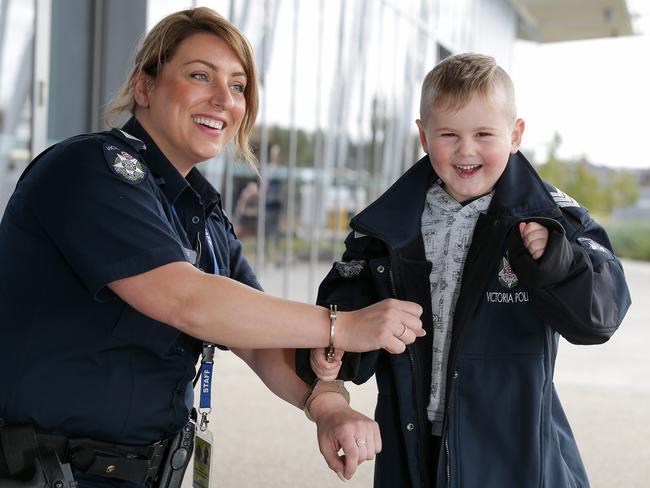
[304,304,350,421]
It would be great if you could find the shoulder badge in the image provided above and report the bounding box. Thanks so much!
[577,237,612,256]
[497,256,519,289]
[104,144,147,184]
[334,259,366,278]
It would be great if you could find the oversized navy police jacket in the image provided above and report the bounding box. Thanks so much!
[297,153,631,488]
[0,118,260,445]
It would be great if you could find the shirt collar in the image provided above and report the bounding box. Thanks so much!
[424,181,493,217]
[121,117,220,211]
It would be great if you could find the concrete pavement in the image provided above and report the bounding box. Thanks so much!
[184,259,649,487]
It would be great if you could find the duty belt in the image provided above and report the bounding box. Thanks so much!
[0,424,168,484]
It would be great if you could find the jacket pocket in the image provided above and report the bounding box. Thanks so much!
[451,354,545,488]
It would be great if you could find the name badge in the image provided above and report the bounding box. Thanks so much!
[193,428,214,488]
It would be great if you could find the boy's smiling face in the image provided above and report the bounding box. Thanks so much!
[417,89,524,203]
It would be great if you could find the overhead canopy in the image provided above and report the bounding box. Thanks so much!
[512,0,634,42]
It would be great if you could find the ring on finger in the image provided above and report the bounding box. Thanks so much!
[396,324,407,339]
[355,438,367,447]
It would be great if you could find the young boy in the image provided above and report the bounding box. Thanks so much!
[297,54,631,487]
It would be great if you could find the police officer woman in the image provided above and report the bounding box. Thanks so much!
[0,7,423,488]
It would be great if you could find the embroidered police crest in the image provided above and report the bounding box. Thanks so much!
[334,260,365,278]
[497,257,519,289]
[104,144,147,183]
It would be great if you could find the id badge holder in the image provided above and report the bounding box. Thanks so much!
[193,343,215,488]
[193,426,214,488]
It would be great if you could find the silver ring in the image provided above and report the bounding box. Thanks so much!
[355,438,367,447]
[396,324,407,339]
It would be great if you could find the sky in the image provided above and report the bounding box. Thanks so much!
[512,34,650,170]
[512,2,650,170]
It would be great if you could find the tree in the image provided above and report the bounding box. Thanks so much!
[609,171,640,210]
[535,132,640,216]
[536,132,568,189]
[565,161,605,213]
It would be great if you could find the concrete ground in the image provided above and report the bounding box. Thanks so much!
[183,259,649,488]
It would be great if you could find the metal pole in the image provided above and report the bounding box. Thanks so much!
[0,0,11,103]
[31,0,52,156]
[222,0,239,220]
[354,0,370,226]
[330,0,347,263]
[255,0,271,278]
[307,0,325,303]
[282,0,299,297]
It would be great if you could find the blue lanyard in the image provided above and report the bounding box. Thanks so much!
[171,205,218,430]
[204,228,219,275]
[170,206,219,275]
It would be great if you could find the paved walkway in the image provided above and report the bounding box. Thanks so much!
[184,259,649,488]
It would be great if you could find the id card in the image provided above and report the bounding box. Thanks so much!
[192,428,214,488]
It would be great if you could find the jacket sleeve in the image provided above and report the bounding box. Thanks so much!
[507,213,631,345]
[295,232,384,385]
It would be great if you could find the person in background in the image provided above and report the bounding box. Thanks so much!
[0,7,424,487]
[300,53,631,486]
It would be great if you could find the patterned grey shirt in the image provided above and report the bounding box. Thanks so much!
[421,181,493,435]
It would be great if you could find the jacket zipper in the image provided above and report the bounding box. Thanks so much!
[387,267,398,296]
[446,436,451,487]
[445,369,458,487]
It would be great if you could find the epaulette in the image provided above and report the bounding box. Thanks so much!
[549,188,580,208]
[109,128,146,154]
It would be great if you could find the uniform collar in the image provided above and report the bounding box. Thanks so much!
[351,152,560,249]
[120,117,220,211]
[489,151,560,218]
[350,156,436,249]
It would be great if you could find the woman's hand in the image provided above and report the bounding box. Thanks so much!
[519,222,549,260]
[310,347,343,381]
[310,392,382,481]
[336,299,425,354]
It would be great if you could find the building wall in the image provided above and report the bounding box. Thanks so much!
[0,0,520,285]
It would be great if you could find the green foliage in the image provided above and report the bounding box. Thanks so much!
[537,133,567,187]
[609,172,640,209]
[565,162,605,212]
[535,132,640,216]
[605,220,650,261]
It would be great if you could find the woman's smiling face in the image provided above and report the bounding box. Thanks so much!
[134,32,247,174]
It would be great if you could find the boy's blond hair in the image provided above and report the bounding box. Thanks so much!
[420,53,516,124]
[105,7,259,169]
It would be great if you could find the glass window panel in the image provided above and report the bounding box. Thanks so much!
[0,0,35,213]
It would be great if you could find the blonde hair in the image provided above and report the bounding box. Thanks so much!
[105,7,259,168]
[420,53,516,124]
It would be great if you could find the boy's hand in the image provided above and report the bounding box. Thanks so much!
[519,222,549,260]
[311,347,343,381]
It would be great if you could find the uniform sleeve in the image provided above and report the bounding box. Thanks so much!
[507,215,631,345]
[24,138,187,300]
[295,232,383,385]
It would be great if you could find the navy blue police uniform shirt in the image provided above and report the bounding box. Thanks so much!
[0,117,261,445]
